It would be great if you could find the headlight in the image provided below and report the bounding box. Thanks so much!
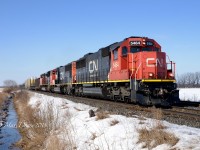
[168,72,174,77]
[168,72,174,79]
[149,73,154,77]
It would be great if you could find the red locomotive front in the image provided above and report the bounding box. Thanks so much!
[109,36,179,106]
[109,37,175,81]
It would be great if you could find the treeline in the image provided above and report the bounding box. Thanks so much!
[176,72,200,88]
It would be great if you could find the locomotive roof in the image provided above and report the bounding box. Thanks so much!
[83,52,93,57]
[76,52,93,62]
[110,41,123,51]
[125,36,148,40]
[110,36,152,51]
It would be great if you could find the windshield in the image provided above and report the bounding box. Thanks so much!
[142,47,151,51]
[130,46,159,53]
[130,47,140,53]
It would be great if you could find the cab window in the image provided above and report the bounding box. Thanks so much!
[154,47,160,51]
[142,47,151,51]
[130,47,140,53]
[113,49,118,60]
[122,46,127,56]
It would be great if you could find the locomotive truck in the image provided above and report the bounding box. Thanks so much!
[25,36,179,106]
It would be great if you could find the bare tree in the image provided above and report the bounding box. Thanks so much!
[177,72,200,88]
[3,80,18,93]
[195,72,200,87]
[177,74,187,88]
[3,80,17,87]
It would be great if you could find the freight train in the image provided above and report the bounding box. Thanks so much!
[25,36,180,106]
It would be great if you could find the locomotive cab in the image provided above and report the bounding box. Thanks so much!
[109,36,179,106]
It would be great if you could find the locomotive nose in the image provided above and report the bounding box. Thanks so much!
[142,51,167,79]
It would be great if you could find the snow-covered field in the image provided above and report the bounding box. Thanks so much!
[179,88,200,102]
[28,92,200,150]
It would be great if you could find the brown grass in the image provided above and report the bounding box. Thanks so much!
[3,87,13,93]
[110,119,119,126]
[137,107,179,149]
[14,91,46,149]
[3,87,18,93]
[14,91,54,149]
[91,133,97,140]
[138,116,146,121]
[96,111,110,120]
[15,91,30,102]
[137,125,179,149]
[0,92,8,106]
[151,107,163,120]
[14,91,75,150]
[45,135,66,150]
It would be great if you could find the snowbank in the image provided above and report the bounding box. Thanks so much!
[179,88,200,102]
[28,92,200,150]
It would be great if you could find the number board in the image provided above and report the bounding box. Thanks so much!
[130,41,141,46]
[146,41,154,46]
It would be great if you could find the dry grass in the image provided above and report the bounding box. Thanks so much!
[151,107,163,120]
[138,115,146,121]
[137,107,179,149]
[14,91,54,149]
[151,107,166,129]
[110,119,119,126]
[3,87,18,93]
[15,91,30,102]
[56,125,77,150]
[14,90,75,150]
[96,111,110,120]
[45,135,66,150]
[138,121,145,125]
[0,92,8,106]
[90,133,97,140]
[137,125,179,149]
[14,91,46,149]
[3,87,13,93]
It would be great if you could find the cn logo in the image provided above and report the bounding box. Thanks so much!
[146,58,164,67]
[112,62,119,68]
[89,60,98,73]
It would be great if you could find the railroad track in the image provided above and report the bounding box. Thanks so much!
[30,90,200,128]
[163,109,200,120]
[178,101,200,107]
[172,106,200,115]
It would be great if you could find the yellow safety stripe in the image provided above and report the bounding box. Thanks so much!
[38,79,175,86]
[72,79,130,84]
[141,79,176,82]
[38,80,130,86]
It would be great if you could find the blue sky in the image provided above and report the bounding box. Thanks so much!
[0,0,200,85]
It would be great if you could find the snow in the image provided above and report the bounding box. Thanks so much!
[28,92,200,150]
[179,88,200,102]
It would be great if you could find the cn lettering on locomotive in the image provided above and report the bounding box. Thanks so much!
[89,60,98,74]
[146,58,164,67]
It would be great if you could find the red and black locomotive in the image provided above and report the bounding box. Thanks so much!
[26,36,179,106]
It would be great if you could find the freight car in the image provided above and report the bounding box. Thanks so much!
[25,77,36,90]
[26,36,179,106]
